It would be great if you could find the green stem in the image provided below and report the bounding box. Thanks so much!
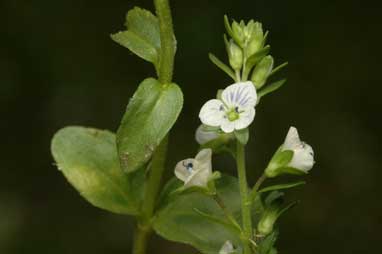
[132,224,151,254]
[154,0,176,84]
[250,173,267,202]
[133,136,169,254]
[132,1,175,253]
[236,142,252,254]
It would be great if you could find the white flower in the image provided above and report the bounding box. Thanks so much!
[199,82,257,133]
[174,149,213,188]
[195,125,220,145]
[282,126,314,172]
[219,240,235,254]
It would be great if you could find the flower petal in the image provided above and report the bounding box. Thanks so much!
[184,149,213,187]
[235,107,256,130]
[174,158,195,182]
[195,125,220,145]
[220,119,235,133]
[199,99,226,127]
[282,126,301,150]
[222,81,257,109]
[184,169,210,187]
[288,143,315,172]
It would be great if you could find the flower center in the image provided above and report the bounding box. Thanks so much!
[227,107,240,121]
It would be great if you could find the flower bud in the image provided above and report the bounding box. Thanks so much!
[265,127,315,178]
[226,39,243,71]
[246,21,264,57]
[257,209,278,235]
[231,21,245,46]
[251,55,274,89]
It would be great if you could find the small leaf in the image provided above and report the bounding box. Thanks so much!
[224,15,234,39]
[117,78,183,173]
[125,7,160,49]
[264,191,284,206]
[258,230,279,254]
[277,201,299,217]
[111,7,161,68]
[257,79,287,102]
[269,62,288,77]
[234,128,249,145]
[51,126,144,215]
[262,31,269,47]
[209,53,236,81]
[258,181,306,193]
[111,31,158,63]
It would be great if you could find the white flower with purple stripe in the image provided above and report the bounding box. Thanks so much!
[199,82,257,133]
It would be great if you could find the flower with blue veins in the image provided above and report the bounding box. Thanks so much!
[199,82,257,133]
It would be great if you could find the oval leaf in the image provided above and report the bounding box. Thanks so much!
[51,126,145,215]
[111,31,158,64]
[111,7,161,67]
[117,78,183,173]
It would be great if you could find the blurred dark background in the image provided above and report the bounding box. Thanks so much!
[1,0,381,253]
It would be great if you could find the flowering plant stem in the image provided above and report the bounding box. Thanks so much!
[236,142,253,254]
[133,0,175,253]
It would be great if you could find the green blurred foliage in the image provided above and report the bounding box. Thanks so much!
[1,0,381,253]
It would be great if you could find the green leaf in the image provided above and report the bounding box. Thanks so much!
[51,126,144,215]
[224,15,234,39]
[269,62,288,77]
[257,79,287,102]
[111,31,158,64]
[117,78,183,173]
[258,181,306,193]
[154,175,263,254]
[234,128,249,145]
[111,7,161,67]
[209,53,236,81]
[258,231,279,254]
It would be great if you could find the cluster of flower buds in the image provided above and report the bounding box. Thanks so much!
[223,15,276,87]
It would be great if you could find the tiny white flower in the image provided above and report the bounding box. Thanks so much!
[219,240,235,254]
[282,126,314,172]
[195,125,220,145]
[199,82,257,133]
[174,149,213,188]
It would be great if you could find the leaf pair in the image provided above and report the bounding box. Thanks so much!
[111,7,163,72]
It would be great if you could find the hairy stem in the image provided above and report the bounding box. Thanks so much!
[154,0,176,84]
[133,1,176,253]
[236,142,252,254]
